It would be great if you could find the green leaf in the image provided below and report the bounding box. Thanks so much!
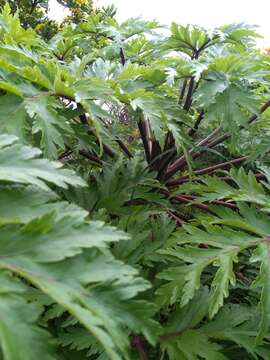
[251,243,270,345]
[163,329,228,360]
[24,96,70,159]
[131,95,165,147]
[0,94,28,141]
[0,185,88,225]
[0,251,157,360]
[208,249,238,318]
[0,134,86,190]
[206,85,258,145]
[0,81,22,97]
[196,73,229,107]
[75,78,114,102]
[0,212,129,262]
[0,271,55,360]
[165,23,214,56]
[201,304,270,359]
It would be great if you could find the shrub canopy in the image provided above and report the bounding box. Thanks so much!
[0,3,270,359]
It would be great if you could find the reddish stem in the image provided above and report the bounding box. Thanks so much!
[183,77,195,111]
[220,173,265,182]
[120,47,126,65]
[138,118,152,163]
[172,194,210,211]
[79,150,103,165]
[179,78,188,104]
[132,336,148,360]
[167,210,186,225]
[188,109,204,136]
[167,156,248,187]
[180,194,237,209]
[163,99,270,180]
[164,127,222,180]
[115,138,133,158]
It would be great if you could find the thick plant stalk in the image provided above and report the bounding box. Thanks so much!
[59,149,72,160]
[164,99,270,180]
[156,133,176,177]
[180,194,238,209]
[157,149,177,179]
[115,138,133,158]
[220,173,265,182]
[138,118,152,163]
[120,47,126,65]
[188,110,204,136]
[167,210,186,225]
[99,115,133,158]
[151,140,162,165]
[182,50,200,111]
[132,336,148,360]
[159,51,204,177]
[102,143,116,158]
[29,0,39,14]
[160,188,210,211]
[178,78,188,104]
[79,150,103,165]
[163,127,222,180]
[172,194,237,210]
[172,194,210,211]
[59,148,103,166]
[196,126,223,147]
[201,99,270,150]
[183,76,196,111]
[79,114,116,158]
[167,156,248,187]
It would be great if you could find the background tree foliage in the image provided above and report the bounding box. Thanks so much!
[0,0,116,37]
[0,0,58,38]
[0,1,270,359]
[58,0,94,24]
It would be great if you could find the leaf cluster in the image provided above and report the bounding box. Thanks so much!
[0,3,270,359]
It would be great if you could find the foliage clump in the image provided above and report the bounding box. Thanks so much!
[0,2,270,359]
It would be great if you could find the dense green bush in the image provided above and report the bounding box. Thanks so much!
[0,3,270,359]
